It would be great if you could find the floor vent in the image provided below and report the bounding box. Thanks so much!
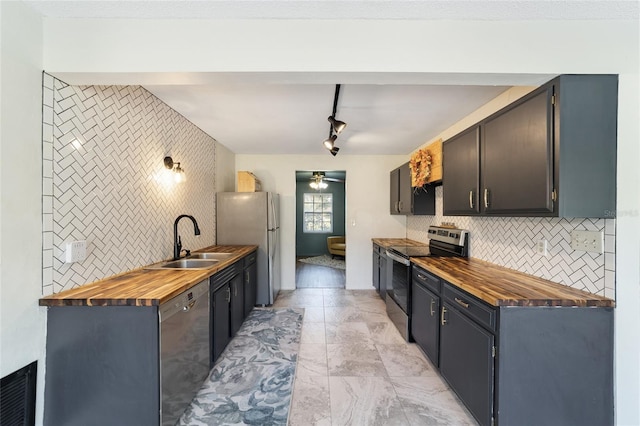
[0,361,37,426]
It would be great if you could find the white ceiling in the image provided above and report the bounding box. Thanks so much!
[24,1,638,155]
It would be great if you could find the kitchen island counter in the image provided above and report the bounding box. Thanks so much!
[39,245,258,307]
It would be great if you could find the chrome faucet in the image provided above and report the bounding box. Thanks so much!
[174,215,201,260]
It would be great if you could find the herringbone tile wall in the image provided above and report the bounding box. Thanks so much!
[42,74,216,295]
[407,186,616,299]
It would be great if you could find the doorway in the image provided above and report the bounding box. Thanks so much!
[295,170,346,289]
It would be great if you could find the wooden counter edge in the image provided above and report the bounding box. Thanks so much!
[39,245,258,307]
[411,256,615,308]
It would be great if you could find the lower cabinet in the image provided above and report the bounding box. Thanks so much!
[243,251,258,317]
[211,250,258,365]
[230,274,244,336]
[440,299,495,426]
[410,268,441,367]
[372,244,389,301]
[211,282,231,364]
[410,265,614,426]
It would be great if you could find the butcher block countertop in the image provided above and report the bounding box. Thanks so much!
[39,245,258,307]
[411,256,614,308]
[372,238,427,248]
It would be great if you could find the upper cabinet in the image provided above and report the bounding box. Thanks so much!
[443,74,617,218]
[390,162,435,215]
[442,127,481,215]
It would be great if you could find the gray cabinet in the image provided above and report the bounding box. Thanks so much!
[211,253,257,364]
[443,74,617,218]
[442,127,481,215]
[210,261,243,364]
[439,284,495,426]
[390,162,435,215]
[414,271,614,426]
[211,282,230,364]
[482,88,553,215]
[243,251,257,318]
[410,267,441,366]
[372,244,389,300]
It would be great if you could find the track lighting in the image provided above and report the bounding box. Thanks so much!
[321,84,346,156]
[323,134,337,150]
[328,116,347,135]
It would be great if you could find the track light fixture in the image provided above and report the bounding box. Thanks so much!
[328,116,346,135]
[323,134,337,150]
[322,84,346,156]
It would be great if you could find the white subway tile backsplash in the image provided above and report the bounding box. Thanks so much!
[407,186,615,298]
[42,74,217,293]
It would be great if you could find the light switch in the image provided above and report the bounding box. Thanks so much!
[570,230,603,254]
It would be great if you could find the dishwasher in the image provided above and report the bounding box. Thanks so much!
[159,279,210,426]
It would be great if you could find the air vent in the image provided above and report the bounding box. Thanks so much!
[0,361,37,426]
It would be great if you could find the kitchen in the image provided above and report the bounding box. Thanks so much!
[1,1,639,426]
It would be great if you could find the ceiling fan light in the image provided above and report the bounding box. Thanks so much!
[328,116,347,134]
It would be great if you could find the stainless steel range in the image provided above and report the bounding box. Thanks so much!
[385,226,469,341]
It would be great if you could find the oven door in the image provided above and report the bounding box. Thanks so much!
[385,250,411,313]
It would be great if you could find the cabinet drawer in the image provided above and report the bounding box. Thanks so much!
[244,251,257,267]
[443,283,496,332]
[412,266,441,294]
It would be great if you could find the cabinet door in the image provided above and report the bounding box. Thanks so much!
[440,302,495,426]
[398,163,413,214]
[411,281,440,366]
[390,168,400,214]
[243,261,257,318]
[230,274,244,336]
[372,249,380,293]
[443,127,480,215]
[379,252,387,301]
[211,284,230,364]
[482,88,554,215]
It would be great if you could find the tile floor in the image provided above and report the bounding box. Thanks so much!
[273,288,479,426]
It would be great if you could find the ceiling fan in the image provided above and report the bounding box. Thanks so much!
[309,171,344,189]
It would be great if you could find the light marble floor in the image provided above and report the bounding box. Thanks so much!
[273,289,479,426]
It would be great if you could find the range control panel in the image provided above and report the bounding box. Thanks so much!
[427,226,469,246]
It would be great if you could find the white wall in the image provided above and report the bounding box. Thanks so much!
[215,141,236,192]
[0,2,46,424]
[236,155,407,290]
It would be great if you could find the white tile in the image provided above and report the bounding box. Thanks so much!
[605,234,615,254]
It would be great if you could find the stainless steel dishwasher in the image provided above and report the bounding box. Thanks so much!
[159,279,210,426]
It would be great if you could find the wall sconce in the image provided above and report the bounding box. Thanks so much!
[164,156,185,183]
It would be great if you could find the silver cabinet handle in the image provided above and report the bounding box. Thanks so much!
[441,306,447,325]
[455,297,470,309]
[484,188,489,208]
[398,200,403,212]
[469,190,474,209]
[234,283,238,297]
[226,286,231,303]
[430,298,436,316]
[417,273,427,280]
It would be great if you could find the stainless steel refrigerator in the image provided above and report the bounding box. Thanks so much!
[216,192,280,305]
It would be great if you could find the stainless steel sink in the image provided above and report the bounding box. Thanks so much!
[187,252,234,260]
[145,259,220,270]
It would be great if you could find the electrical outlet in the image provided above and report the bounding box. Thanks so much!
[65,240,87,263]
[537,239,547,256]
[571,230,603,253]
